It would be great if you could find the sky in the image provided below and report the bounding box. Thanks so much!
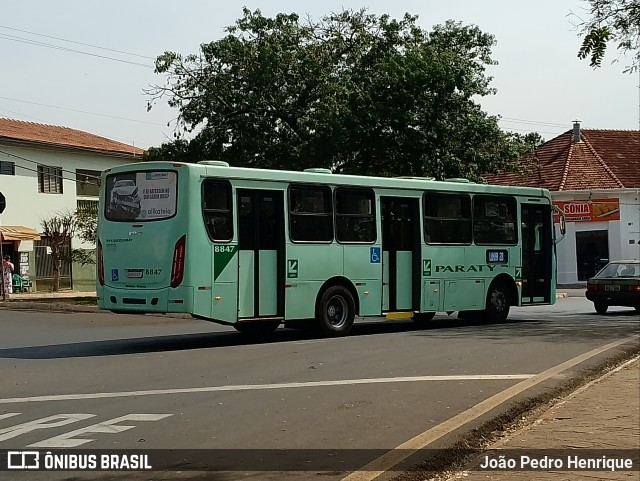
[1,0,638,150]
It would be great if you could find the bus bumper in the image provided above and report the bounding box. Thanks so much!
[97,285,194,314]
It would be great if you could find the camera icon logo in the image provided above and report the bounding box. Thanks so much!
[7,451,40,470]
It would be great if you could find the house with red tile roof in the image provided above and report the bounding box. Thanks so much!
[483,122,640,284]
[0,118,145,292]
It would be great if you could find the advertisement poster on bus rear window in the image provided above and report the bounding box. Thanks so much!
[105,171,177,221]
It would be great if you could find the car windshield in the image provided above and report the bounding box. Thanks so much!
[115,180,135,187]
[595,263,639,278]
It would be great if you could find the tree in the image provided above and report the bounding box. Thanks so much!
[575,0,640,72]
[146,8,536,180]
[72,203,98,266]
[41,211,76,292]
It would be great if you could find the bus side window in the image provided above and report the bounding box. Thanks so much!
[424,193,471,244]
[202,180,233,241]
[473,196,517,245]
[288,185,333,242]
[335,188,376,243]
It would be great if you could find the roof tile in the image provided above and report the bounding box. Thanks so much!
[483,128,640,190]
[0,118,145,158]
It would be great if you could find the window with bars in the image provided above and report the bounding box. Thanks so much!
[0,161,15,176]
[77,199,99,215]
[76,169,101,196]
[37,165,63,194]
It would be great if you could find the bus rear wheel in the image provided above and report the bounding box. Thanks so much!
[234,321,280,336]
[482,281,511,324]
[316,285,355,337]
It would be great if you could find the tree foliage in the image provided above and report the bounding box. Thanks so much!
[40,211,76,292]
[576,0,640,72]
[72,204,98,266]
[146,8,538,180]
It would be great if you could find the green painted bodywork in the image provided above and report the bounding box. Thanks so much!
[97,161,556,323]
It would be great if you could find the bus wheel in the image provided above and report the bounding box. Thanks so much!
[482,281,511,324]
[234,321,280,336]
[412,312,436,325]
[316,285,355,337]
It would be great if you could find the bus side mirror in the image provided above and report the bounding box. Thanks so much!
[553,205,566,236]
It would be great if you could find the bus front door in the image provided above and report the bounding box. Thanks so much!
[237,190,285,319]
[381,197,421,313]
[521,203,552,304]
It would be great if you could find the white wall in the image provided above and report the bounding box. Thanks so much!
[553,190,640,284]
[0,143,139,249]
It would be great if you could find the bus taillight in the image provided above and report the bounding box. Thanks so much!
[97,240,104,286]
[171,235,186,288]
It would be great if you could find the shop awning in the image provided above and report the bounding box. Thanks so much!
[0,226,41,241]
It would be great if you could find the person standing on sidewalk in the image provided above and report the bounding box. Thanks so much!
[2,255,14,295]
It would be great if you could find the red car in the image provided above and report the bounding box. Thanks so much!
[585,260,640,314]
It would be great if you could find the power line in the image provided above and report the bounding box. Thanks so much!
[0,96,165,126]
[0,24,154,60]
[0,106,46,123]
[501,126,565,136]
[0,32,153,69]
[1,149,104,184]
[499,117,568,128]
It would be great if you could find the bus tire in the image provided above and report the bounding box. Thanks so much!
[412,312,436,324]
[234,321,280,337]
[482,280,511,324]
[316,285,355,337]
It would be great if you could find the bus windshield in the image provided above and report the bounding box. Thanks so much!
[105,170,178,222]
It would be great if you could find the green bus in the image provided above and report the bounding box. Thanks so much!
[97,161,560,336]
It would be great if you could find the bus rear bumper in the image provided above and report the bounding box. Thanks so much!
[97,285,194,314]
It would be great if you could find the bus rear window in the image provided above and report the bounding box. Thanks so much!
[105,171,177,222]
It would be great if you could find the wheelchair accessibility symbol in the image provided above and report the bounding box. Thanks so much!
[111,269,119,282]
[370,247,381,264]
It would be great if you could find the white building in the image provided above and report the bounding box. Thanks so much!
[0,118,144,291]
[484,122,640,285]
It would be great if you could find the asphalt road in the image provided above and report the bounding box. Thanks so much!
[0,297,638,481]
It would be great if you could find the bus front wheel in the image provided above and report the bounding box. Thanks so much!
[482,281,511,324]
[316,285,355,337]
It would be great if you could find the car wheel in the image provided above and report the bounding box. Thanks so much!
[316,285,355,337]
[482,280,511,323]
[594,302,608,315]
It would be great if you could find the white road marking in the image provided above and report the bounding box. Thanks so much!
[0,413,21,421]
[0,414,95,442]
[29,414,173,448]
[341,335,640,481]
[0,374,533,404]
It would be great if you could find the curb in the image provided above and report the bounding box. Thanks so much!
[0,302,98,312]
[556,292,568,298]
[0,302,192,318]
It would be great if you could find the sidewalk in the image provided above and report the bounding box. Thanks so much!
[445,357,640,480]
[5,290,97,299]
[556,283,587,299]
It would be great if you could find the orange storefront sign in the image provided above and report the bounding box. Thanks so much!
[553,198,620,223]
